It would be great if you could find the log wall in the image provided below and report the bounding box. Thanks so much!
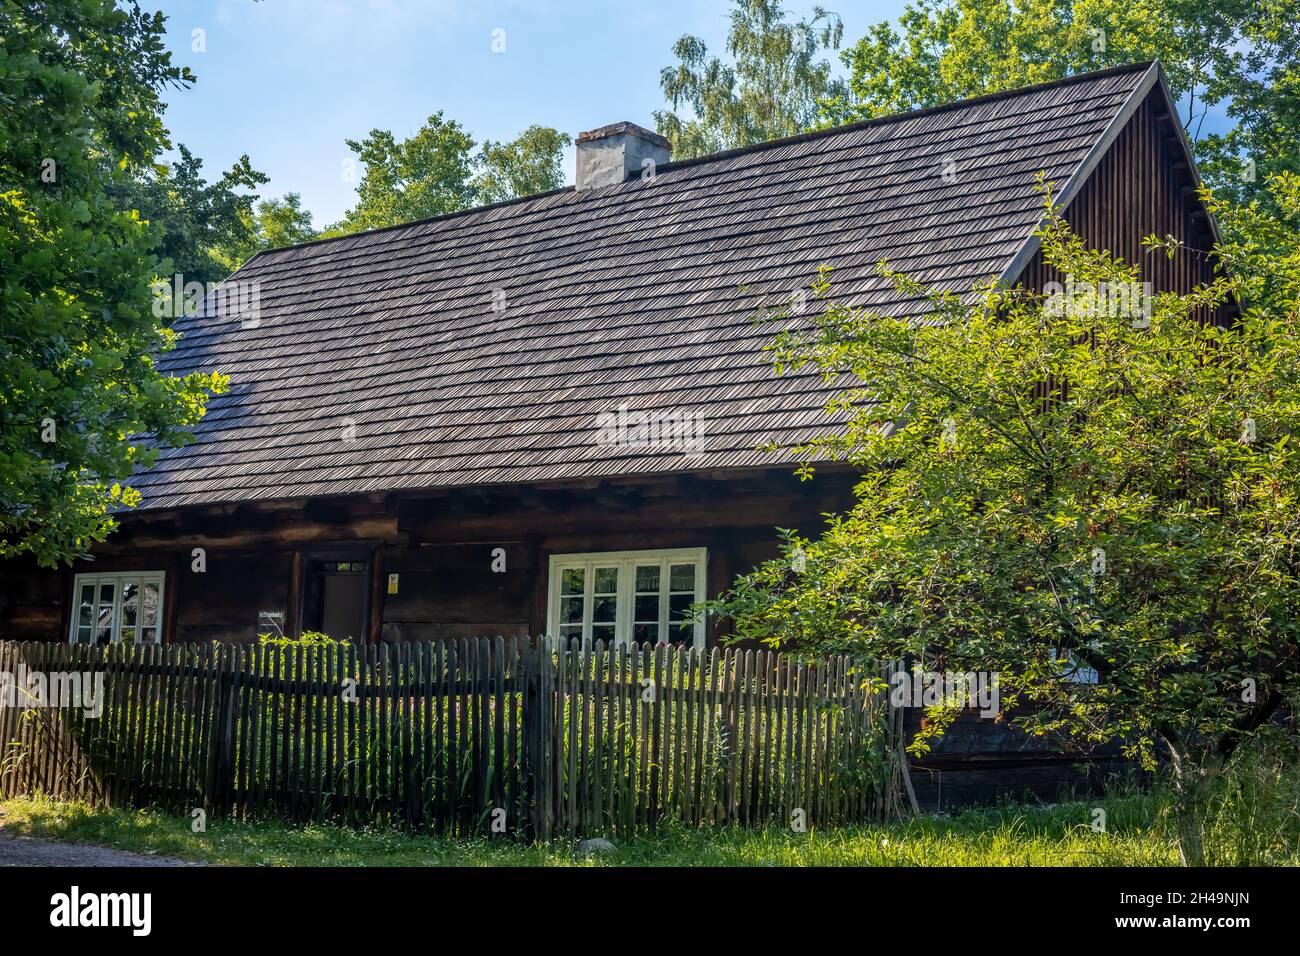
[0,469,858,647]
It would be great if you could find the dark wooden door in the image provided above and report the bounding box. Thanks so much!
[305,559,368,641]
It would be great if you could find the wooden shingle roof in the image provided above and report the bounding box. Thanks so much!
[139,63,1156,511]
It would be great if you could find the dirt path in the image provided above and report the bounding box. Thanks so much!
[0,831,205,867]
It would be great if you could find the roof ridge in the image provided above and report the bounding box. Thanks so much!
[239,183,579,266]
[244,60,1155,264]
[653,60,1155,174]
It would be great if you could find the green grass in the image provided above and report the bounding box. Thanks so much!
[10,753,1300,866]
[1,792,1187,866]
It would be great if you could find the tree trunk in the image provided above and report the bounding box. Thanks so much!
[1164,738,1217,867]
[1174,794,1207,867]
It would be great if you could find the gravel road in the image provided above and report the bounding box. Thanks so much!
[0,831,204,867]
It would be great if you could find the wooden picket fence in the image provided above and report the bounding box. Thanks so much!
[0,638,904,839]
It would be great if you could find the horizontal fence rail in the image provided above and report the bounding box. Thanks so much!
[0,638,902,839]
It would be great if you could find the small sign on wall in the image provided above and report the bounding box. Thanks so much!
[387,573,399,595]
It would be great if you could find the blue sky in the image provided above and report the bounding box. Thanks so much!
[153,0,910,227]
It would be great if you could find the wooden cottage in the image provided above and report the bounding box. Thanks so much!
[2,62,1222,663]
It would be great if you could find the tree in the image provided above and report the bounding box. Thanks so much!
[327,117,571,236]
[655,0,846,160]
[0,0,227,567]
[474,125,571,206]
[826,0,1300,211]
[327,112,478,236]
[715,177,1300,865]
[215,192,319,273]
[111,144,268,285]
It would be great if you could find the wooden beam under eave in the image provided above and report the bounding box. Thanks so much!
[117,515,401,552]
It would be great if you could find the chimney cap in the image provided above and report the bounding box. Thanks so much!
[577,121,671,151]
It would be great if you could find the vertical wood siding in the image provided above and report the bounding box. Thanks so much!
[1017,93,1225,318]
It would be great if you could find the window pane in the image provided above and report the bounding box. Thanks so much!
[321,561,365,573]
[77,584,95,628]
[551,551,703,651]
[593,566,618,594]
[142,580,160,629]
[119,581,138,644]
[560,596,584,625]
[121,583,139,625]
[634,595,659,622]
[71,573,164,646]
[560,624,583,640]
[635,564,660,592]
[592,595,616,624]
[96,582,116,645]
[669,623,694,645]
[669,592,694,621]
[258,610,285,639]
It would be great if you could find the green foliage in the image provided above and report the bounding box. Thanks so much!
[327,111,478,236]
[825,0,1300,216]
[117,146,316,280]
[214,192,318,271]
[0,0,227,568]
[1206,172,1300,315]
[1170,729,1300,866]
[715,178,1300,861]
[474,125,571,206]
[655,0,846,159]
[254,630,347,686]
[325,116,570,236]
[110,145,269,286]
[256,629,346,649]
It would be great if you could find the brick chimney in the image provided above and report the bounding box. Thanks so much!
[575,122,672,191]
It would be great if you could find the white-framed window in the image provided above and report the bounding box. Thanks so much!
[1052,648,1100,684]
[547,548,707,649]
[69,571,165,646]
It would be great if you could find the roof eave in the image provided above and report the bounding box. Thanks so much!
[994,61,1214,288]
[1151,66,1225,248]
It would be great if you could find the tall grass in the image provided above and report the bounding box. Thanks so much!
[1155,737,1300,867]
